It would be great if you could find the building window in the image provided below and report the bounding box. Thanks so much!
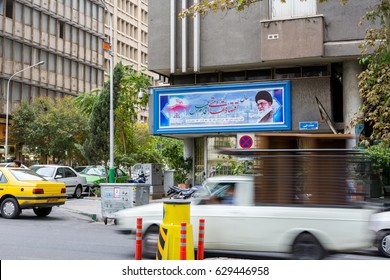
[15,2,22,21]
[58,21,64,38]
[24,6,32,26]
[0,0,4,16]
[5,0,13,19]
[271,0,316,19]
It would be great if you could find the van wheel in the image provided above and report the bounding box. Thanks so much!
[142,225,160,259]
[1,198,21,219]
[378,231,390,258]
[292,233,325,260]
[33,207,52,217]
[73,186,83,199]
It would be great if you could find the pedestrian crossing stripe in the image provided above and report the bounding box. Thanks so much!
[156,227,168,260]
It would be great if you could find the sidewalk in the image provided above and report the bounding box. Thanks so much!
[61,197,103,222]
[61,196,168,222]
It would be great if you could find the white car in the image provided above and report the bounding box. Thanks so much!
[114,175,377,259]
[29,165,87,199]
[368,209,390,257]
[0,162,29,169]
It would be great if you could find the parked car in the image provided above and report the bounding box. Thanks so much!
[73,166,88,173]
[29,165,87,199]
[368,209,390,258]
[0,162,28,169]
[0,167,66,219]
[114,175,377,259]
[78,165,129,191]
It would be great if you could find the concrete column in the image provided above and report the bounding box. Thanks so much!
[343,60,362,133]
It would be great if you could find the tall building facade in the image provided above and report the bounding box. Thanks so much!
[0,0,152,161]
[102,0,153,123]
[0,0,106,161]
[147,0,380,184]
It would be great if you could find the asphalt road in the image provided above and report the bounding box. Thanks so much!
[0,207,132,260]
[0,205,387,260]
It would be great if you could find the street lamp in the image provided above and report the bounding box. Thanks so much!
[99,0,115,183]
[4,61,45,162]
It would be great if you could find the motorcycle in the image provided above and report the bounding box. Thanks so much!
[167,184,203,199]
[128,171,146,183]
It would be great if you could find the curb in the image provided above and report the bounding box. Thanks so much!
[61,206,103,222]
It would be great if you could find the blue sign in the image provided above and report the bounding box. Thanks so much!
[299,121,318,130]
[152,81,292,134]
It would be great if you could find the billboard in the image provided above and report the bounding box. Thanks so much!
[153,81,291,134]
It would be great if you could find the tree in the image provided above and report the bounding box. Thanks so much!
[115,64,151,155]
[10,97,88,163]
[354,0,390,144]
[178,0,347,18]
[161,142,193,185]
[80,62,152,166]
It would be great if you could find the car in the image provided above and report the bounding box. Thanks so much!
[0,167,67,219]
[73,166,88,173]
[0,162,29,169]
[114,175,377,259]
[368,209,390,258]
[29,165,87,199]
[78,165,129,191]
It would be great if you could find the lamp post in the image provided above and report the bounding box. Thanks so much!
[4,61,45,162]
[99,0,115,183]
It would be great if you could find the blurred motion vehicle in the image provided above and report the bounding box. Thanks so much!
[29,165,87,199]
[78,166,129,193]
[0,167,66,219]
[369,210,390,257]
[115,175,377,259]
[0,162,28,169]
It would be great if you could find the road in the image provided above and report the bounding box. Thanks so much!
[0,206,387,260]
[0,207,132,260]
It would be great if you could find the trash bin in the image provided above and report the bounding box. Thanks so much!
[100,183,150,224]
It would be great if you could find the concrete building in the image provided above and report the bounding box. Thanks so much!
[0,0,106,161]
[0,0,152,162]
[147,0,378,184]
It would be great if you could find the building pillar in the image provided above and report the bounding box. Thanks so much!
[343,60,362,133]
[343,60,362,148]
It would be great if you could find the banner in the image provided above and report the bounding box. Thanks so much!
[153,81,291,134]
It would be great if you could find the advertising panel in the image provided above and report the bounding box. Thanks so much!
[153,81,291,134]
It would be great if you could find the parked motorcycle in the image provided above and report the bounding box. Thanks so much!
[167,184,203,199]
[128,171,146,183]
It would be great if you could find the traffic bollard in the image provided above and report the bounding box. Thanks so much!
[156,200,194,260]
[197,218,205,260]
[135,217,142,260]
[180,222,187,260]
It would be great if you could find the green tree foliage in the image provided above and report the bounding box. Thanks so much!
[115,65,151,155]
[73,88,102,117]
[161,142,193,184]
[179,0,345,18]
[79,62,152,166]
[81,63,124,165]
[116,122,164,167]
[354,0,390,145]
[10,97,88,162]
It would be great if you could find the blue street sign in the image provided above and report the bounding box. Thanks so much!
[299,121,318,130]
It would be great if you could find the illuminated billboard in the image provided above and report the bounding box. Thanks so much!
[153,81,291,134]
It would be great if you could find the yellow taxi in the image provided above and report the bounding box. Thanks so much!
[0,167,67,219]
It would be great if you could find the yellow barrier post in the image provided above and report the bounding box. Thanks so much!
[156,200,194,260]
